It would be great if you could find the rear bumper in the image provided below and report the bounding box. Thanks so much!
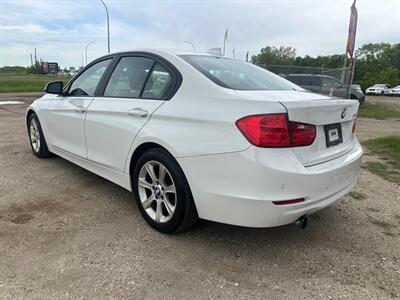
[366,90,382,95]
[178,140,363,228]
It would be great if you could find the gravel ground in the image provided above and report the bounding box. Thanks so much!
[0,94,399,299]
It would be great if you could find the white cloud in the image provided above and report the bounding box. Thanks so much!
[1,0,399,67]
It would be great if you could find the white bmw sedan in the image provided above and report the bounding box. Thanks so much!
[27,49,362,233]
[366,84,391,95]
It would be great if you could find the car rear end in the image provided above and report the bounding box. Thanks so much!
[175,55,362,228]
[178,93,362,228]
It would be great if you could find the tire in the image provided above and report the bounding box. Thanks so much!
[28,113,53,158]
[132,148,198,233]
[380,91,384,95]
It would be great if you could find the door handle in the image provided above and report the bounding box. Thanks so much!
[74,105,86,113]
[128,108,148,118]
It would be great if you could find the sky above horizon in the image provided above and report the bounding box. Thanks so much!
[1,0,399,68]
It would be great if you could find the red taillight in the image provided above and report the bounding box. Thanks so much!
[236,113,316,148]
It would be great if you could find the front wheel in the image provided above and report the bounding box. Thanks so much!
[133,148,198,233]
[28,113,52,158]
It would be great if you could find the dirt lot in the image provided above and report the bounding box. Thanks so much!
[367,95,400,112]
[1,95,399,299]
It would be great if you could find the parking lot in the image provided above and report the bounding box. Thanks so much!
[0,94,399,299]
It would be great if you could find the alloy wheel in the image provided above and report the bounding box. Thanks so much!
[29,118,41,153]
[137,160,177,223]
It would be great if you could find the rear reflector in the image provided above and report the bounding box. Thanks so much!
[352,118,357,133]
[272,198,305,205]
[235,113,316,148]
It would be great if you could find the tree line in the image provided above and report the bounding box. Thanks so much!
[251,43,400,90]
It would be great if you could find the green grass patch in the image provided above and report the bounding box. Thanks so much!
[362,136,400,184]
[358,102,400,119]
[349,191,367,200]
[0,74,71,93]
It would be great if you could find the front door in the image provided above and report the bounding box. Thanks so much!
[321,77,347,98]
[46,59,112,157]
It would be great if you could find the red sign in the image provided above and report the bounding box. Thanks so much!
[346,0,358,58]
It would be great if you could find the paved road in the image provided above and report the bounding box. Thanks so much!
[0,95,399,299]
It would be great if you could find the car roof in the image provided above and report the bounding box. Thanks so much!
[98,48,215,58]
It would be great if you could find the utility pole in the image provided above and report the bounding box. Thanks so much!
[222,29,228,56]
[85,41,95,65]
[99,0,110,53]
[30,54,33,66]
[34,48,37,64]
[184,41,196,51]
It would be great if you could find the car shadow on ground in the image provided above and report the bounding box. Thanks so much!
[50,154,363,252]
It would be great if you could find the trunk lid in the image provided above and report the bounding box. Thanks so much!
[234,90,359,166]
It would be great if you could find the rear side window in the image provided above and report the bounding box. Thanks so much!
[181,55,299,91]
[309,76,321,86]
[286,76,304,85]
[142,63,172,99]
[104,57,154,98]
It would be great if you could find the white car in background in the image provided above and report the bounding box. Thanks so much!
[366,84,391,95]
[388,85,400,96]
[26,49,362,233]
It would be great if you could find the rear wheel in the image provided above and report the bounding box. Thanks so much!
[28,113,52,158]
[133,148,198,233]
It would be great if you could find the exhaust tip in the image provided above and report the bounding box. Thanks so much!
[294,215,308,229]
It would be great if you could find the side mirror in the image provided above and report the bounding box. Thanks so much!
[44,81,63,94]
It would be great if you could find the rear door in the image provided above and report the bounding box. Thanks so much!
[85,55,176,172]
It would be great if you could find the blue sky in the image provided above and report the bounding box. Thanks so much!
[1,0,399,67]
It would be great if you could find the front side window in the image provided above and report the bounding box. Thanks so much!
[68,59,111,96]
[323,77,343,88]
[142,63,172,99]
[104,57,154,98]
[181,55,299,91]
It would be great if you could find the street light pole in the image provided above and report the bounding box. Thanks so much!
[85,41,95,65]
[99,0,110,53]
[184,41,196,51]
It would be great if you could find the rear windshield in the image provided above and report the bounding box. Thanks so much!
[181,55,299,91]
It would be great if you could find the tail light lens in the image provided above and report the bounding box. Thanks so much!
[235,113,316,148]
